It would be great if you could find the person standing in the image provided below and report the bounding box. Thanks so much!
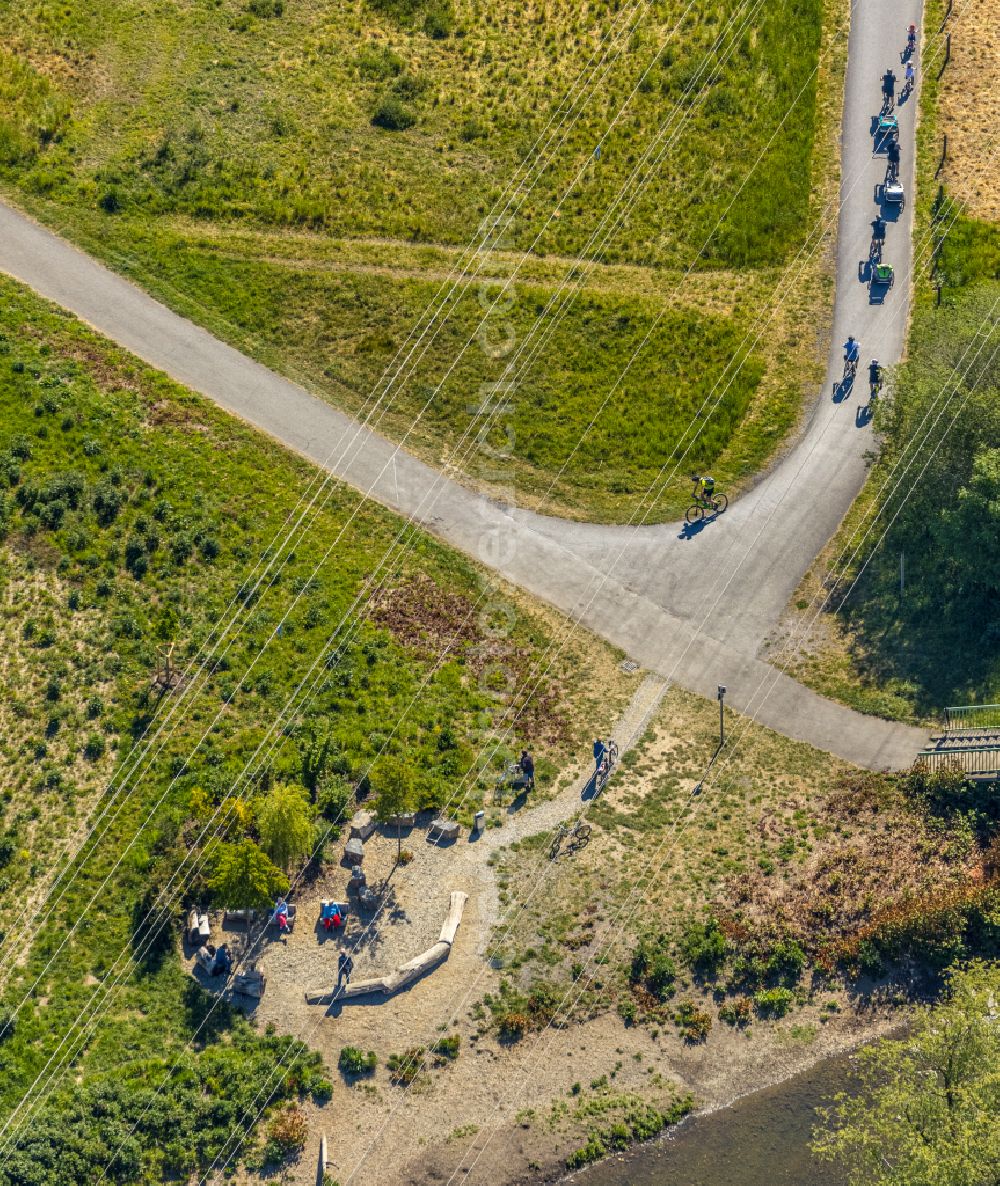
[519,749,535,790]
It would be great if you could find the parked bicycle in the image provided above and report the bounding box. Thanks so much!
[550,818,593,859]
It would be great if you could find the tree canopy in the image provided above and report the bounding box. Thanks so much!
[814,961,1000,1186]
[257,783,316,872]
[208,839,288,910]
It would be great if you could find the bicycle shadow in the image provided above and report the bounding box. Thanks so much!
[833,373,855,403]
[856,402,874,428]
[678,517,711,540]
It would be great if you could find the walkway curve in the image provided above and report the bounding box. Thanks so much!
[0,0,928,769]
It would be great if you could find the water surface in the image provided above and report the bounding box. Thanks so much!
[577,1049,859,1186]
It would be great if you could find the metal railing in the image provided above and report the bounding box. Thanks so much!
[944,704,1000,733]
[917,747,1000,776]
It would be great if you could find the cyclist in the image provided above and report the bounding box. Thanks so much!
[868,358,882,396]
[593,737,607,774]
[887,136,901,179]
[871,214,887,242]
[903,61,916,95]
[882,68,896,107]
[844,335,860,366]
[907,23,917,53]
[692,473,716,507]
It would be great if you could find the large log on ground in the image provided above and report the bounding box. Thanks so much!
[303,891,467,1004]
[438,890,468,946]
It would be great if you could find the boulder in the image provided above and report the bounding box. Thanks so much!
[344,837,365,864]
[388,811,416,830]
[428,818,460,842]
[349,811,376,841]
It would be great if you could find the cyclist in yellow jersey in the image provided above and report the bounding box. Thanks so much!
[693,474,716,507]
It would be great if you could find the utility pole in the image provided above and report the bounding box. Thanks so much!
[717,685,726,749]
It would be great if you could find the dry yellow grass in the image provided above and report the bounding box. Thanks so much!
[937,0,1000,221]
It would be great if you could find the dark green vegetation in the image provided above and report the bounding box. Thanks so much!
[0,1024,330,1186]
[0,0,839,518]
[486,692,1000,1045]
[0,275,624,1179]
[835,287,1000,712]
[814,961,1000,1185]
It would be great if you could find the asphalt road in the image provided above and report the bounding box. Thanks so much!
[0,0,928,768]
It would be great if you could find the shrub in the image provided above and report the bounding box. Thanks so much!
[92,480,124,525]
[566,1132,607,1170]
[338,1047,377,1076]
[630,936,676,1000]
[675,1000,712,1042]
[768,938,807,983]
[754,987,795,1018]
[317,776,352,823]
[679,916,728,976]
[98,189,121,214]
[719,997,753,1026]
[248,0,284,15]
[0,1006,16,1042]
[430,1034,461,1063]
[387,1047,425,1085]
[424,4,453,38]
[618,999,637,1026]
[356,45,404,81]
[266,1104,306,1155]
[371,97,416,131]
[83,732,106,761]
[497,1012,528,1042]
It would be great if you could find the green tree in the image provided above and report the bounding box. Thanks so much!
[371,757,416,862]
[814,962,1000,1185]
[257,783,315,872]
[208,839,288,910]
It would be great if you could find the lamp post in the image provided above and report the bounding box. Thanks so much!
[717,685,726,748]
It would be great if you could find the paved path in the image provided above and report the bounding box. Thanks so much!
[0,0,928,768]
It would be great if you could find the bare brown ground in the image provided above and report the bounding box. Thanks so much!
[938,0,1000,221]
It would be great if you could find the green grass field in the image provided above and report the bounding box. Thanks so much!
[0,274,632,1180]
[0,0,844,519]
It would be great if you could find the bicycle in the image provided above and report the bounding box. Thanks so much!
[494,759,523,804]
[549,818,592,859]
[685,491,728,525]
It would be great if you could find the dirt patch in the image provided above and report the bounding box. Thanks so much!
[938,0,1000,220]
[371,574,572,745]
